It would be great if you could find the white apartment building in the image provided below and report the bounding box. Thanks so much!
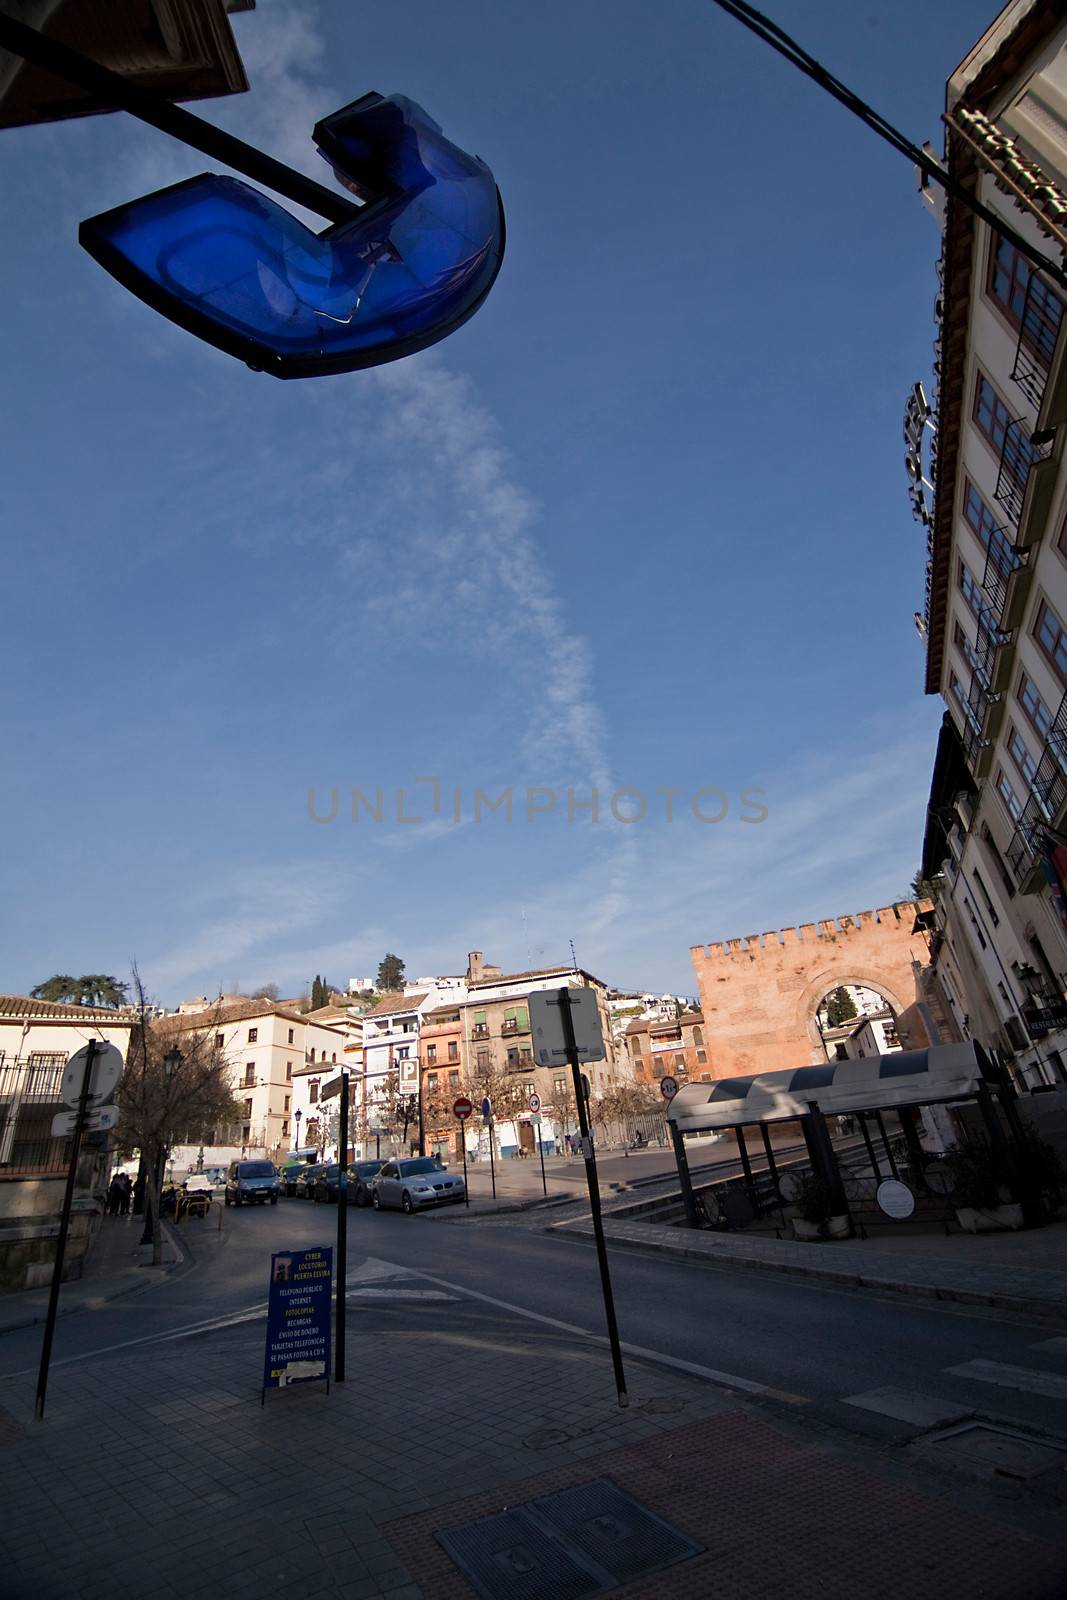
[917,2,1067,1092]
[0,995,135,1289]
[159,999,346,1157]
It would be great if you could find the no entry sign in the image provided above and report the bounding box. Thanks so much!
[453,1095,473,1120]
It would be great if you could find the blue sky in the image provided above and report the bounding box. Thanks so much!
[0,0,994,1003]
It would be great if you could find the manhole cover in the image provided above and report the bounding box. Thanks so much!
[436,1477,704,1599]
[640,1396,685,1416]
[524,1427,570,1449]
[914,1421,1067,1482]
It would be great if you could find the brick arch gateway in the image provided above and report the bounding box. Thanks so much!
[797,971,909,1054]
[689,902,954,1081]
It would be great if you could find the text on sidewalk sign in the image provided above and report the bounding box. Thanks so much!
[263,1246,332,1392]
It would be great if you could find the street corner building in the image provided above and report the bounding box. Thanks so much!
[0,996,134,1292]
[914,0,1067,1148]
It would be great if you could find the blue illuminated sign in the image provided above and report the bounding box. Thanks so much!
[263,1246,332,1391]
[80,92,505,378]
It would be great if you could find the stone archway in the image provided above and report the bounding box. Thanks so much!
[797,971,912,1059]
[689,904,937,1080]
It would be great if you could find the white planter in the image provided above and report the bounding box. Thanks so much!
[792,1213,850,1241]
[955,1203,1025,1234]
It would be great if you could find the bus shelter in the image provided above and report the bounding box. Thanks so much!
[665,1041,1027,1230]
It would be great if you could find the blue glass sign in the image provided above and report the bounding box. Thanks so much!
[263,1246,332,1392]
[80,92,505,378]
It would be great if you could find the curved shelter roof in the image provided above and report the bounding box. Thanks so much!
[666,1043,992,1134]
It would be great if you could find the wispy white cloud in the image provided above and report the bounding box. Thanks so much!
[141,862,353,998]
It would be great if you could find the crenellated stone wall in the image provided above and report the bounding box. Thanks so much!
[689,902,940,1078]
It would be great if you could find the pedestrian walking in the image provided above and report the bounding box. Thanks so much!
[119,1172,132,1215]
[107,1173,123,1216]
[132,1170,146,1215]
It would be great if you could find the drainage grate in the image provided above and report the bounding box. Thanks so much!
[438,1507,601,1600]
[436,1477,704,1600]
[535,1478,702,1586]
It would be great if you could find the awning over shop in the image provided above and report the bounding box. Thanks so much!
[666,1043,990,1134]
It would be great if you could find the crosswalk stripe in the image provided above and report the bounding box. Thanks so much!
[946,1359,1067,1399]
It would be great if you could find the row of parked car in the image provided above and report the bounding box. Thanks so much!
[276,1155,466,1213]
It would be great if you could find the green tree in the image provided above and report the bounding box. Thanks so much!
[825,986,858,1027]
[377,953,406,992]
[30,974,128,1007]
[310,975,330,1009]
[30,975,79,1003]
[909,872,941,902]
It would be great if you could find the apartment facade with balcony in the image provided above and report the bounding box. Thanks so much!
[0,995,135,1290]
[158,1000,346,1157]
[624,1012,709,1087]
[917,1,1067,1091]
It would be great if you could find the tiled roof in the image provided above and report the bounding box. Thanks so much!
[0,995,137,1024]
[155,998,308,1033]
[362,992,427,1018]
[468,966,603,989]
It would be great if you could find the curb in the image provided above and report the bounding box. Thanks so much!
[554,1221,1067,1326]
[0,1219,187,1336]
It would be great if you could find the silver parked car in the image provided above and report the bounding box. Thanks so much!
[370,1157,465,1213]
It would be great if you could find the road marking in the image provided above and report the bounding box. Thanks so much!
[842,1387,973,1428]
[347,1287,456,1301]
[0,1302,269,1377]
[405,1266,805,1400]
[946,1359,1067,1399]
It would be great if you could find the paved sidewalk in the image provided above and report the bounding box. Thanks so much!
[0,1271,1064,1599]
[553,1212,1067,1322]
[0,1214,184,1335]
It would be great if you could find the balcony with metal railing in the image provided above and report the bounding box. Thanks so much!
[1010,270,1065,411]
[979,532,1026,628]
[0,1053,66,1104]
[994,417,1054,529]
[1006,688,1067,882]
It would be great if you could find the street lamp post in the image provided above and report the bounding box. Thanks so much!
[294,1108,302,1151]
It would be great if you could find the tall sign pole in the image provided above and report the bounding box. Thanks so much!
[453,1096,472,1207]
[36,1039,97,1420]
[336,1070,348,1381]
[321,1072,349,1382]
[557,989,628,1407]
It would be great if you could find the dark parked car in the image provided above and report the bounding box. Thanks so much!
[294,1163,326,1200]
[312,1163,343,1202]
[277,1164,306,1197]
[224,1160,279,1207]
[345,1159,385,1206]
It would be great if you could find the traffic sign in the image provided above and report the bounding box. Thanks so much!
[659,1075,679,1100]
[320,1074,345,1101]
[398,1058,419,1096]
[61,1042,123,1108]
[528,1091,541,1113]
[453,1095,473,1120]
[481,1096,493,1123]
[51,1104,119,1137]
[529,1112,542,1128]
[529,987,606,1066]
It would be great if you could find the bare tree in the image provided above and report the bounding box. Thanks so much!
[120,974,240,1265]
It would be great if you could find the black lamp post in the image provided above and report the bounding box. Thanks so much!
[294,1108,302,1153]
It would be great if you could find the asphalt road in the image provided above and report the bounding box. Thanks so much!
[3,1194,1066,1452]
